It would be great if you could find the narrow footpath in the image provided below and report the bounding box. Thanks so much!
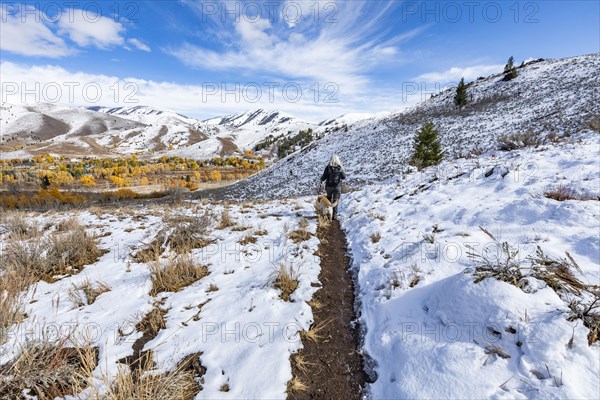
[290,220,367,400]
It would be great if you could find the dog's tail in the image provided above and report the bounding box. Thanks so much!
[331,198,339,207]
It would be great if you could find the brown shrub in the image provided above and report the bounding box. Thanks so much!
[0,340,98,399]
[166,210,216,254]
[1,211,40,239]
[218,208,235,229]
[498,131,544,151]
[45,227,106,279]
[0,269,34,344]
[134,233,166,263]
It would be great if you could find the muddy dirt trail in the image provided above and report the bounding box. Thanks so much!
[290,220,367,400]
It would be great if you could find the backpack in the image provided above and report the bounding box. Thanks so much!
[327,166,342,187]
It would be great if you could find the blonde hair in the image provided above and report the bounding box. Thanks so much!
[329,154,343,169]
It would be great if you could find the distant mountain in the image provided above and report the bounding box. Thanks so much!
[89,105,199,126]
[0,102,147,157]
[204,109,296,128]
[0,104,321,160]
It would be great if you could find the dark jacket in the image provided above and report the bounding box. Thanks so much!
[321,165,346,188]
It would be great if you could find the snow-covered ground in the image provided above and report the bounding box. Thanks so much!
[341,132,600,399]
[1,199,321,399]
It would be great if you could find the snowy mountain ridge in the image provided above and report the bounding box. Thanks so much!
[0,103,322,159]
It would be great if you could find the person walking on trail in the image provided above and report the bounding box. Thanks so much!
[320,154,346,220]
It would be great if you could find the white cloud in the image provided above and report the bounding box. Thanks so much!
[0,62,411,122]
[171,1,422,97]
[0,7,74,57]
[415,64,504,84]
[57,10,124,48]
[0,5,150,57]
[128,38,151,52]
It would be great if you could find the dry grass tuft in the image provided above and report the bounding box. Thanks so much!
[289,229,311,244]
[92,361,200,400]
[239,235,257,245]
[45,227,106,279]
[0,269,34,344]
[149,255,209,296]
[530,247,586,295]
[68,279,111,307]
[470,227,523,287]
[298,218,309,229]
[471,229,599,346]
[587,117,600,132]
[207,283,219,292]
[0,339,98,399]
[136,305,167,337]
[254,228,268,236]
[300,319,331,343]
[568,295,600,346]
[218,208,235,229]
[293,354,316,375]
[219,383,230,392]
[134,233,166,263]
[316,215,331,227]
[308,298,322,310]
[409,275,421,288]
[56,217,81,233]
[370,232,381,243]
[271,263,299,302]
[0,227,104,282]
[543,184,597,202]
[167,213,215,254]
[287,377,308,394]
[1,211,39,239]
[0,239,47,276]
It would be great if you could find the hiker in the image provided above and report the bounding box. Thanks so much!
[320,154,346,220]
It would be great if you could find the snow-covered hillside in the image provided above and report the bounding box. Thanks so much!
[341,131,600,398]
[173,109,321,159]
[90,105,200,127]
[0,104,323,160]
[0,103,146,157]
[221,53,600,200]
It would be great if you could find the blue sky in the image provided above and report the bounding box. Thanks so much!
[1,0,598,121]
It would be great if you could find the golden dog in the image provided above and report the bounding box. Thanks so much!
[315,195,339,222]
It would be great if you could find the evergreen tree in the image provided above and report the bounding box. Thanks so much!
[504,56,515,73]
[410,122,443,168]
[454,77,468,108]
[503,56,518,81]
